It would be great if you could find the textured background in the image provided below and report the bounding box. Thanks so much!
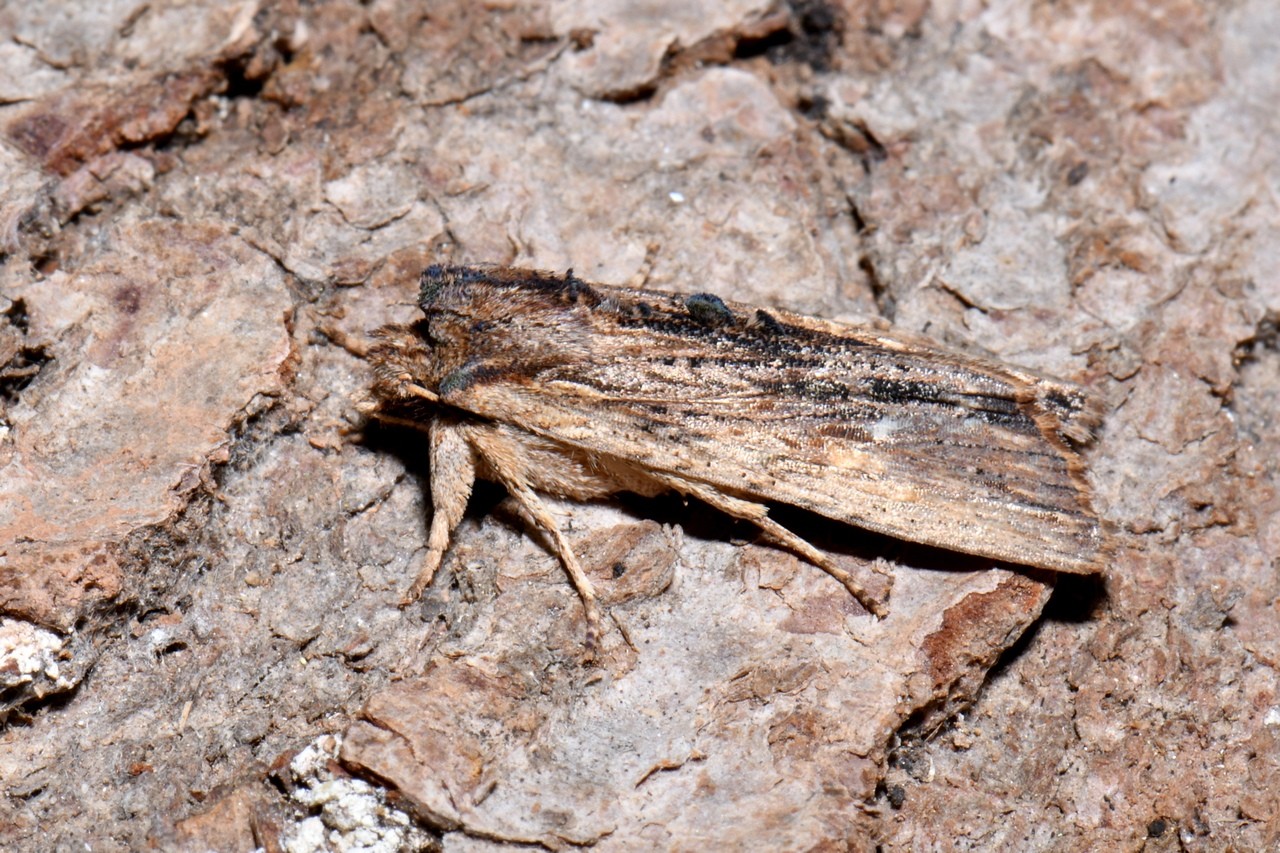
[1,1,1277,849]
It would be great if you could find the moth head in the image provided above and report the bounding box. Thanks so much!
[365,323,453,407]
[416,264,597,364]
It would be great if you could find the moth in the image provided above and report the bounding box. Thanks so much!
[362,264,1107,651]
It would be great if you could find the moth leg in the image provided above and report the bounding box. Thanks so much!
[653,474,889,618]
[318,324,371,358]
[465,426,604,657]
[402,421,477,605]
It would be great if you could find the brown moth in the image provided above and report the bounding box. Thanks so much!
[363,264,1107,651]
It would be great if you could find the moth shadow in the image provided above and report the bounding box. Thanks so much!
[625,491,1110,616]
[358,419,433,481]
[985,571,1108,680]
[612,490,756,548]
[1036,569,1108,623]
[358,420,510,524]
[616,491,993,573]
[358,422,1108,620]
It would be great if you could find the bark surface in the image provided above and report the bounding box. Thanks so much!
[1,1,1276,850]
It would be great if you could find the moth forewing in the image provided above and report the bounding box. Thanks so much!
[367,264,1108,646]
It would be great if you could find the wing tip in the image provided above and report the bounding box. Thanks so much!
[1015,378,1109,538]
